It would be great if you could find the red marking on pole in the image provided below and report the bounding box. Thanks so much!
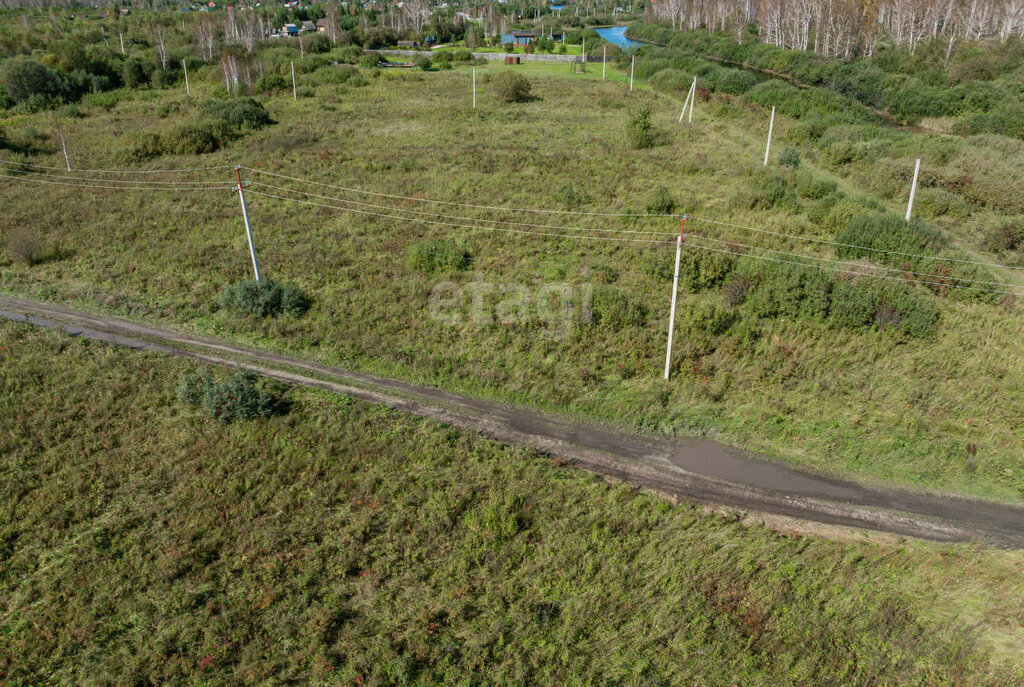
[235,166,243,191]
[680,214,687,242]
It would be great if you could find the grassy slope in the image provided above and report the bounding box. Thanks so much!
[2,320,1024,684]
[2,61,1024,503]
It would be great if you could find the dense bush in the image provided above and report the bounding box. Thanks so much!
[493,72,532,103]
[415,55,432,71]
[779,147,801,169]
[645,185,676,214]
[406,239,471,273]
[360,52,383,68]
[219,280,311,318]
[258,73,289,93]
[626,105,655,149]
[307,34,333,54]
[591,286,647,329]
[198,98,274,132]
[176,370,281,423]
[161,125,219,155]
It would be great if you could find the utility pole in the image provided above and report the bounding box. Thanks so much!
[664,216,687,380]
[602,45,606,79]
[182,58,191,97]
[234,167,262,283]
[119,31,125,55]
[629,54,634,91]
[582,36,585,68]
[678,78,694,124]
[291,61,297,100]
[472,67,477,108]
[763,106,775,166]
[906,158,921,221]
[688,76,696,123]
[56,123,71,172]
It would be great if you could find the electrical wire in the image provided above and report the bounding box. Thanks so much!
[244,167,681,218]
[247,181,677,237]
[0,165,224,187]
[0,174,235,192]
[685,238,1024,296]
[0,157,236,174]
[686,214,1024,273]
[243,166,1024,273]
[687,233,1017,288]
[245,188,674,244]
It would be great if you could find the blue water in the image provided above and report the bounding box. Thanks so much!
[550,4,564,9]
[595,26,640,50]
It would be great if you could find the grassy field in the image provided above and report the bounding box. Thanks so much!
[2,319,1024,683]
[3,57,1024,505]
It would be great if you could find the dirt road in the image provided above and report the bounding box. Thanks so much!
[3,293,1023,547]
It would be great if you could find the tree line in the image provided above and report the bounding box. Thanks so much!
[648,0,1024,58]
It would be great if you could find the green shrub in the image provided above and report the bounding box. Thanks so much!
[982,224,1023,253]
[591,285,647,329]
[796,176,838,200]
[680,249,735,291]
[198,98,273,131]
[778,147,801,169]
[749,172,796,211]
[645,185,676,214]
[822,139,859,166]
[178,370,281,423]
[162,124,219,155]
[258,73,289,93]
[360,52,382,68]
[836,213,945,263]
[680,301,734,336]
[494,72,532,103]
[828,279,875,329]
[219,280,311,318]
[415,55,432,71]
[406,239,471,273]
[626,105,655,150]
[307,34,332,54]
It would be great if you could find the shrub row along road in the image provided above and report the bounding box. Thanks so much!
[2,293,1023,548]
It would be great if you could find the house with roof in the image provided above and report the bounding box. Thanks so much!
[316,17,328,32]
[500,30,536,46]
[282,23,299,36]
[301,20,317,32]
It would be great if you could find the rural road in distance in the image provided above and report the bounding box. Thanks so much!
[2,293,1023,548]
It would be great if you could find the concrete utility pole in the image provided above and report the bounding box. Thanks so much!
[182,58,191,97]
[678,78,695,124]
[602,45,606,79]
[234,167,262,282]
[291,61,297,100]
[763,106,775,166]
[906,158,921,221]
[688,76,696,123]
[472,68,476,108]
[664,216,687,380]
[57,126,71,172]
[582,36,585,67]
[119,31,125,54]
[629,54,634,91]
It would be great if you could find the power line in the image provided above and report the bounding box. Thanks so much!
[688,214,1024,273]
[0,165,222,187]
[243,166,1024,274]
[0,157,235,175]
[245,188,674,244]
[244,167,679,218]
[0,174,235,192]
[686,238,1024,296]
[688,233,1016,288]
[248,181,677,237]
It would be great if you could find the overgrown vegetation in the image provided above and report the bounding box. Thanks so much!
[176,369,283,422]
[218,280,310,319]
[2,323,1023,683]
[493,71,532,103]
